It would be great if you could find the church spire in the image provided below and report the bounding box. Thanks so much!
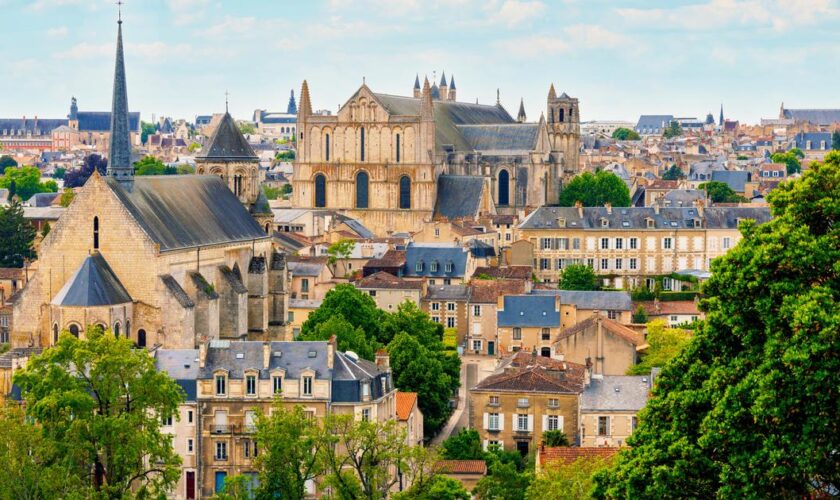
[299,80,313,117]
[517,98,527,123]
[719,103,724,127]
[287,89,297,115]
[107,5,133,185]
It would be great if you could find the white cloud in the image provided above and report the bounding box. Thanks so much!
[487,0,546,27]
[565,24,630,49]
[47,26,69,37]
[166,0,211,25]
[495,24,631,57]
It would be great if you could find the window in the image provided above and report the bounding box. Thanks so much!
[243,440,251,458]
[600,258,609,270]
[362,408,370,422]
[324,133,330,161]
[396,133,401,162]
[513,327,522,340]
[246,374,257,396]
[598,416,610,436]
[517,414,529,431]
[489,396,500,406]
[187,438,194,453]
[473,305,481,316]
[629,237,638,249]
[600,237,609,250]
[360,127,365,161]
[608,310,619,320]
[517,397,529,408]
[187,410,193,424]
[541,328,550,340]
[361,382,370,398]
[113,322,120,338]
[314,174,326,208]
[615,238,623,249]
[498,170,510,206]
[447,302,455,311]
[301,279,309,293]
[472,340,482,351]
[615,258,622,270]
[629,258,638,270]
[355,171,369,208]
[434,228,440,237]
[572,238,580,250]
[215,374,227,396]
[431,302,440,311]
[161,415,173,426]
[631,416,638,431]
[399,176,411,209]
[432,316,440,323]
[547,415,559,431]
[416,260,424,273]
[662,277,673,291]
[670,315,678,322]
[215,441,228,460]
[302,376,313,396]
[430,261,439,272]
[663,237,673,250]
[722,237,732,249]
[444,261,453,273]
[488,413,500,430]
[540,258,550,270]
[273,375,283,394]
[587,258,595,268]
[93,216,99,249]
[447,317,455,328]
[547,398,559,408]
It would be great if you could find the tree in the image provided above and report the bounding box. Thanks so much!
[595,152,840,498]
[299,315,378,361]
[134,155,176,176]
[41,221,51,238]
[140,121,156,145]
[626,320,691,375]
[176,164,195,174]
[833,130,840,151]
[275,150,296,161]
[771,151,802,175]
[541,430,570,447]
[663,120,683,139]
[661,164,685,180]
[300,284,385,345]
[0,154,16,174]
[13,327,184,497]
[611,127,640,141]
[187,141,201,153]
[527,456,613,500]
[381,300,445,347]
[215,474,252,500]
[0,165,58,201]
[631,305,648,324]
[263,185,281,200]
[320,414,409,500]
[558,263,600,291]
[64,154,107,188]
[52,166,66,179]
[238,122,257,135]
[699,180,746,203]
[327,238,355,276]
[59,187,75,207]
[473,461,533,500]
[557,170,631,207]
[441,429,485,460]
[280,183,293,196]
[253,402,325,499]
[394,474,470,500]
[0,198,36,267]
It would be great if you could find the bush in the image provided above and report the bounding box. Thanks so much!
[659,291,698,301]
[541,430,570,447]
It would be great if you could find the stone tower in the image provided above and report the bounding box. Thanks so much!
[546,83,580,198]
[106,15,134,186]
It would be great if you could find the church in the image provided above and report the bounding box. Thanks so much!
[292,73,581,235]
[12,15,288,350]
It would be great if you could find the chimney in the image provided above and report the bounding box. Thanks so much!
[327,334,336,369]
[199,342,207,369]
[584,356,592,386]
[605,202,612,214]
[263,342,271,369]
[375,349,390,372]
[694,198,705,217]
[575,200,583,218]
[653,203,660,215]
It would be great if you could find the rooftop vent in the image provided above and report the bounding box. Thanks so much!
[614,386,621,392]
[273,351,283,358]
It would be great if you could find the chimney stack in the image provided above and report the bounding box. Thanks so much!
[199,341,207,369]
[327,334,336,369]
[575,200,583,218]
[375,349,390,371]
[605,202,612,214]
[263,342,271,369]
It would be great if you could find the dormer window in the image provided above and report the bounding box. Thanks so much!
[302,375,313,396]
[415,260,424,273]
[430,260,439,273]
[557,218,566,228]
[646,218,655,229]
[445,261,453,273]
[215,373,227,396]
[361,382,370,399]
[600,218,609,228]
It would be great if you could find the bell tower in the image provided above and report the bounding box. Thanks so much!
[547,83,580,175]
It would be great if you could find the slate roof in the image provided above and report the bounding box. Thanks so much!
[273,232,309,252]
[200,340,330,380]
[104,175,268,252]
[396,391,418,421]
[51,252,132,307]
[106,21,133,176]
[425,284,471,301]
[287,256,328,277]
[332,350,392,403]
[711,170,750,193]
[704,207,772,228]
[794,132,832,150]
[635,115,674,134]
[219,266,248,294]
[155,349,199,402]
[781,108,840,125]
[160,274,195,308]
[76,112,140,132]
[404,243,468,278]
[554,314,642,346]
[581,375,651,412]
[531,290,632,311]
[662,189,706,207]
[356,271,422,290]
[25,192,59,207]
[519,206,711,230]
[0,118,68,135]
[457,123,539,153]
[364,250,406,269]
[196,111,258,161]
[498,295,559,327]
[434,175,485,220]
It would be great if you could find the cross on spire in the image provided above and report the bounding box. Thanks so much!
[225,90,229,113]
[116,0,123,23]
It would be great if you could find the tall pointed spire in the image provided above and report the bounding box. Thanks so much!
[719,103,724,127]
[414,74,420,90]
[548,83,556,100]
[299,80,313,117]
[107,5,133,185]
[287,89,297,115]
[517,98,527,123]
[440,71,447,87]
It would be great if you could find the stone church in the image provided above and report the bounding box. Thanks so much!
[292,73,580,234]
[12,16,288,350]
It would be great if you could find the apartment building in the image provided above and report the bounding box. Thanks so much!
[465,279,527,356]
[355,271,423,311]
[422,285,470,342]
[496,295,561,357]
[579,374,652,447]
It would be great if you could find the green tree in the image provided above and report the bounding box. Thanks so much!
[52,166,66,179]
[661,164,685,180]
[14,327,184,498]
[395,474,470,500]
[327,238,355,276]
[473,461,533,500]
[771,150,803,175]
[299,315,378,361]
[300,284,385,344]
[59,187,75,207]
[263,185,281,200]
[381,300,445,347]
[558,263,600,291]
[280,183,292,196]
[441,429,485,460]
[188,141,201,153]
[41,221,51,238]
[214,474,252,500]
[699,180,746,203]
[0,198,36,268]
[0,165,58,201]
[595,152,840,498]
[558,170,631,207]
[541,429,570,447]
[631,305,648,324]
[527,456,613,500]
[663,120,683,139]
[275,150,296,161]
[140,121,156,145]
[833,130,840,150]
[627,320,691,375]
[134,155,176,176]
[0,154,16,174]
[611,127,640,140]
[176,164,195,175]
[238,122,257,135]
[253,403,325,499]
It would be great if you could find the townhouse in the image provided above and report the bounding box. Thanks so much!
[579,374,652,447]
[422,284,471,342]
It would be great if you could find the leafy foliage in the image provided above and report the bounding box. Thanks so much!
[541,430,570,447]
[611,127,640,140]
[263,185,282,200]
[833,130,840,151]
[327,238,355,270]
[301,284,385,346]
[699,180,746,203]
[631,305,648,324]
[188,141,202,152]
[52,166,66,179]
[771,150,803,175]
[0,198,36,267]
[64,154,107,188]
[526,456,613,500]
[134,155,178,175]
[395,474,470,500]
[662,120,683,139]
[0,154,16,174]
[661,164,685,180]
[140,121,156,145]
[299,315,378,361]
[13,327,184,498]
[558,263,600,291]
[441,429,486,460]
[595,152,840,498]
[626,320,692,375]
[473,460,533,500]
[238,122,256,135]
[275,150,296,161]
[0,165,58,201]
[558,170,631,207]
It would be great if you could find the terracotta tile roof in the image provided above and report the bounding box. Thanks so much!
[468,279,526,303]
[483,214,517,225]
[435,460,487,475]
[554,314,642,346]
[473,266,532,280]
[395,391,418,421]
[451,222,486,237]
[0,268,26,280]
[539,447,619,466]
[647,180,679,190]
[639,300,700,316]
[474,352,586,394]
[357,271,422,290]
[364,250,406,268]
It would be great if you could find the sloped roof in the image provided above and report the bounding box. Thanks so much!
[498,295,559,327]
[77,111,140,132]
[474,356,586,394]
[155,349,199,402]
[160,274,195,308]
[473,266,532,280]
[554,314,642,346]
[581,375,651,411]
[104,175,268,252]
[404,243,468,278]
[200,340,330,380]
[539,447,618,466]
[287,256,328,276]
[357,271,422,290]
[396,391,418,420]
[782,108,840,125]
[425,284,471,301]
[364,250,406,269]
[196,111,258,160]
[434,175,485,220]
[457,123,539,153]
[711,170,750,193]
[435,460,487,475]
[469,279,526,303]
[51,252,132,307]
[529,290,632,311]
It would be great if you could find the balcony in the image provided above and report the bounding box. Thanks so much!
[514,427,532,434]
[210,424,238,434]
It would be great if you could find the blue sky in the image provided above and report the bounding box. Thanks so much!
[2,0,839,124]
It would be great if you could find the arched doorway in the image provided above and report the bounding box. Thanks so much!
[498,170,510,206]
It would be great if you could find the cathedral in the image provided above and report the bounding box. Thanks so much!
[292,73,581,234]
[12,15,288,350]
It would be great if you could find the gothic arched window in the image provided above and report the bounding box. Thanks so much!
[137,329,147,348]
[325,133,330,161]
[356,171,369,209]
[53,323,59,344]
[114,322,120,338]
[399,176,411,209]
[68,324,80,338]
[360,127,366,162]
[93,216,100,250]
[396,133,401,163]
[498,170,510,206]
[558,108,565,122]
[314,174,326,208]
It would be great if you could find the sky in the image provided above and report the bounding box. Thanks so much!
[2,0,840,125]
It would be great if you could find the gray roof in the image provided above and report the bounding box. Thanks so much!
[662,189,707,207]
[0,118,67,135]
[704,207,772,228]
[105,175,268,252]
[155,349,199,402]
[51,252,132,307]
[404,243,468,278]
[25,192,59,207]
[457,123,539,153]
[219,266,248,294]
[434,175,485,220]
[160,274,195,308]
[196,112,258,161]
[520,205,770,231]
[531,290,632,311]
[635,115,674,133]
[581,375,651,412]
[425,284,471,301]
[498,295,560,327]
[794,132,832,150]
[782,108,840,125]
[710,170,750,193]
[332,351,392,403]
[199,340,330,380]
[287,259,326,277]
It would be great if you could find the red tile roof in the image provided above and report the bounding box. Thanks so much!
[639,300,700,316]
[357,271,422,290]
[539,447,619,466]
[473,266,532,280]
[554,314,643,346]
[395,391,418,421]
[469,279,526,303]
[435,460,487,475]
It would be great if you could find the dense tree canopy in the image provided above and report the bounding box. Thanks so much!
[0,154,17,174]
[140,121,156,145]
[0,165,58,201]
[611,127,640,141]
[771,150,803,175]
[661,164,685,180]
[558,171,631,207]
[134,155,178,176]
[594,152,840,498]
[663,120,683,139]
[527,456,613,500]
[0,199,36,267]
[14,327,184,497]
[699,180,746,203]
[64,154,107,188]
[626,320,692,375]
[301,284,385,346]
[558,263,600,291]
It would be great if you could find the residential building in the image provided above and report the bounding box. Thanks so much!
[356,271,423,311]
[580,375,652,447]
[396,391,424,446]
[287,256,333,300]
[465,279,527,356]
[403,243,472,285]
[552,314,643,376]
[496,295,560,357]
[640,299,702,326]
[530,290,633,328]
[286,298,322,339]
[422,284,470,342]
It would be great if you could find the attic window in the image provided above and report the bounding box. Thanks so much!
[235,353,244,359]
[308,351,317,358]
[445,261,453,273]
[647,219,655,228]
[670,221,678,227]
[601,218,609,228]
[621,221,630,228]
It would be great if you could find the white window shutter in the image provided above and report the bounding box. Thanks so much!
[542,415,548,433]
[483,412,489,430]
[528,414,534,432]
[499,413,504,431]
[482,439,488,451]
[559,415,565,433]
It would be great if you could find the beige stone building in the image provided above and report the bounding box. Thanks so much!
[579,375,652,447]
[355,271,423,312]
[552,314,643,376]
[422,284,470,343]
[292,75,581,235]
[396,391,424,446]
[465,279,527,356]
